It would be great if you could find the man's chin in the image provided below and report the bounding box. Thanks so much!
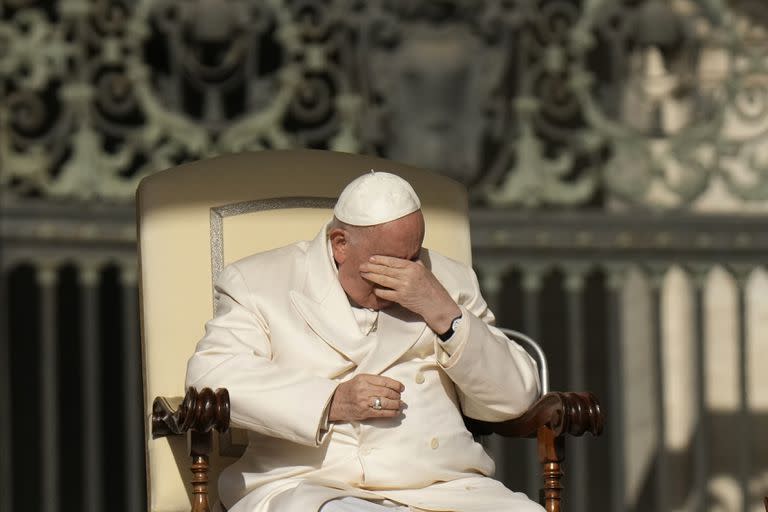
[375,299,395,309]
[371,298,394,311]
[353,290,394,310]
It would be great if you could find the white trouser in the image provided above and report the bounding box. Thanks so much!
[319,496,410,511]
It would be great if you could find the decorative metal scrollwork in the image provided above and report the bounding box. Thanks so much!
[1,0,768,209]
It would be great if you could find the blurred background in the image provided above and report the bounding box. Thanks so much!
[2,0,768,511]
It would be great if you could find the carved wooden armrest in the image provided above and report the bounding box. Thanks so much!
[465,392,604,512]
[464,391,604,439]
[152,387,231,512]
[152,387,230,438]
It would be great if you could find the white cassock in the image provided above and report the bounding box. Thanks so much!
[186,222,544,512]
[321,497,408,511]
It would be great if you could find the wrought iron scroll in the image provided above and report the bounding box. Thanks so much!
[2,0,768,208]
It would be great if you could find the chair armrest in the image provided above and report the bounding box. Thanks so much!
[151,388,231,512]
[464,391,604,439]
[465,392,603,511]
[152,387,230,439]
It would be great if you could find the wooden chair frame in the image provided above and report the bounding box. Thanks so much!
[152,386,603,512]
[140,149,605,512]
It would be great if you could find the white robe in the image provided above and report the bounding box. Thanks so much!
[186,223,543,512]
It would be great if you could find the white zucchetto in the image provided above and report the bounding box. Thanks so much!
[334,170,421,226]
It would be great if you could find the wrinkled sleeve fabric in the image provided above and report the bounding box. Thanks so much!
[185,265,338,447]
[434,266,540,422]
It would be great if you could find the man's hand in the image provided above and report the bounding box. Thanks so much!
[360,255,461,334]
[329,374,405,422]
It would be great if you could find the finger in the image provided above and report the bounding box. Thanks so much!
[369,255,410,268]
[368,385,400,401]
[361,272,400,289]
[359,262,403,277]
[367,396,402,411]
[373,288,397,301]
[365,408,401,419]
[361,374,405,392]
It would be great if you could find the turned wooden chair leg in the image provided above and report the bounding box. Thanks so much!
[190,430,213,512]
[538,426,565,512]
[152,388,230,512]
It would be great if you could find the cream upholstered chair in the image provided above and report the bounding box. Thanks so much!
[138,150,603,512]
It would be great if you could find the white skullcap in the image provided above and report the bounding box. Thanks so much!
[334,170,421,226]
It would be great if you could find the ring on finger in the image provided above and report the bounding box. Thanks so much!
[371,397,383,410]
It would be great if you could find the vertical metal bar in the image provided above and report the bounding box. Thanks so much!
[0,264,12,512]
[732,267,751,512]
[80,264,102,512]
[522,265,544,502]
[688,265,709,512]
[564,266,587,512]
[37,263,59,512]
[121,263,144,512]
[647,267,668,512]
[606,265,626,512]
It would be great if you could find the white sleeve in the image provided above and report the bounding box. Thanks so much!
[186,265,338,447]
[435,266,540,421]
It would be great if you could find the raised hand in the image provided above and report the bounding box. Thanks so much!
[359,255,461,334]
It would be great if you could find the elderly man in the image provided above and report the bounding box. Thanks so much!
[186,172,543,512]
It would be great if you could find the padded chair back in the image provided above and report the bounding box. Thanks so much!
[137,150,471,511]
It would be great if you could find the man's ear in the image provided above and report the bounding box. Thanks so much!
[329,228,348,264]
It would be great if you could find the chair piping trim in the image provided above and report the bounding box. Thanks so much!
[209,197,337,311]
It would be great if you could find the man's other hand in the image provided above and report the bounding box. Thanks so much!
[329,374,405,422]
[360,255,461,334]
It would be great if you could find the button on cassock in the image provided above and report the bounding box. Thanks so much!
[415,372,425,384]
[430,437,439,450]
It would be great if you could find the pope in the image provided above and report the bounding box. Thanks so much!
[186,171,543,512]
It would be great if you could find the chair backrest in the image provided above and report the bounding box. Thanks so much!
[137,150,471,511]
